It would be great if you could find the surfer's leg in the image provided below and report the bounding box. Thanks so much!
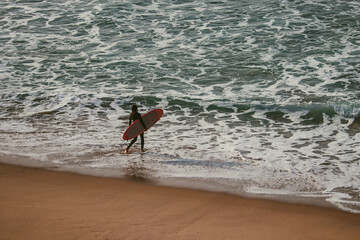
[127,137,138,150]
[140,133,144,152]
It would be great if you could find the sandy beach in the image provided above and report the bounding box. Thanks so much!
[0,161,359,240]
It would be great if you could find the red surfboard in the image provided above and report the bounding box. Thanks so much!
[123,109,163,140]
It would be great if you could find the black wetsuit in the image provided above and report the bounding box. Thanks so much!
[127,112,146,151]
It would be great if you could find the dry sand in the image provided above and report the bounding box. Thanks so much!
[0,162,359,240]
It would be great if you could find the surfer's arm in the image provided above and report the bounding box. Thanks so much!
[139,117,147,131]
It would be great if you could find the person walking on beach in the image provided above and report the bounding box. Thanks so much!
[125,104,147,153]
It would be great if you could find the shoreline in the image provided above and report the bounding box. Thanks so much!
[0,153,352,212]
[1,160,360,239]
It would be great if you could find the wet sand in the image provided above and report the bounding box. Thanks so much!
[0,162,359,240]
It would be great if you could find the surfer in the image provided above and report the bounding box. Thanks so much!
[125,105,147,153]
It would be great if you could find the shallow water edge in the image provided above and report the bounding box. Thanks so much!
[0,152,342,213]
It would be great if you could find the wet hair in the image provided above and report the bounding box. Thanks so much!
[131,104,138,113]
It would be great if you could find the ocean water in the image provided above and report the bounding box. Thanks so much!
[0,0,359,213]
